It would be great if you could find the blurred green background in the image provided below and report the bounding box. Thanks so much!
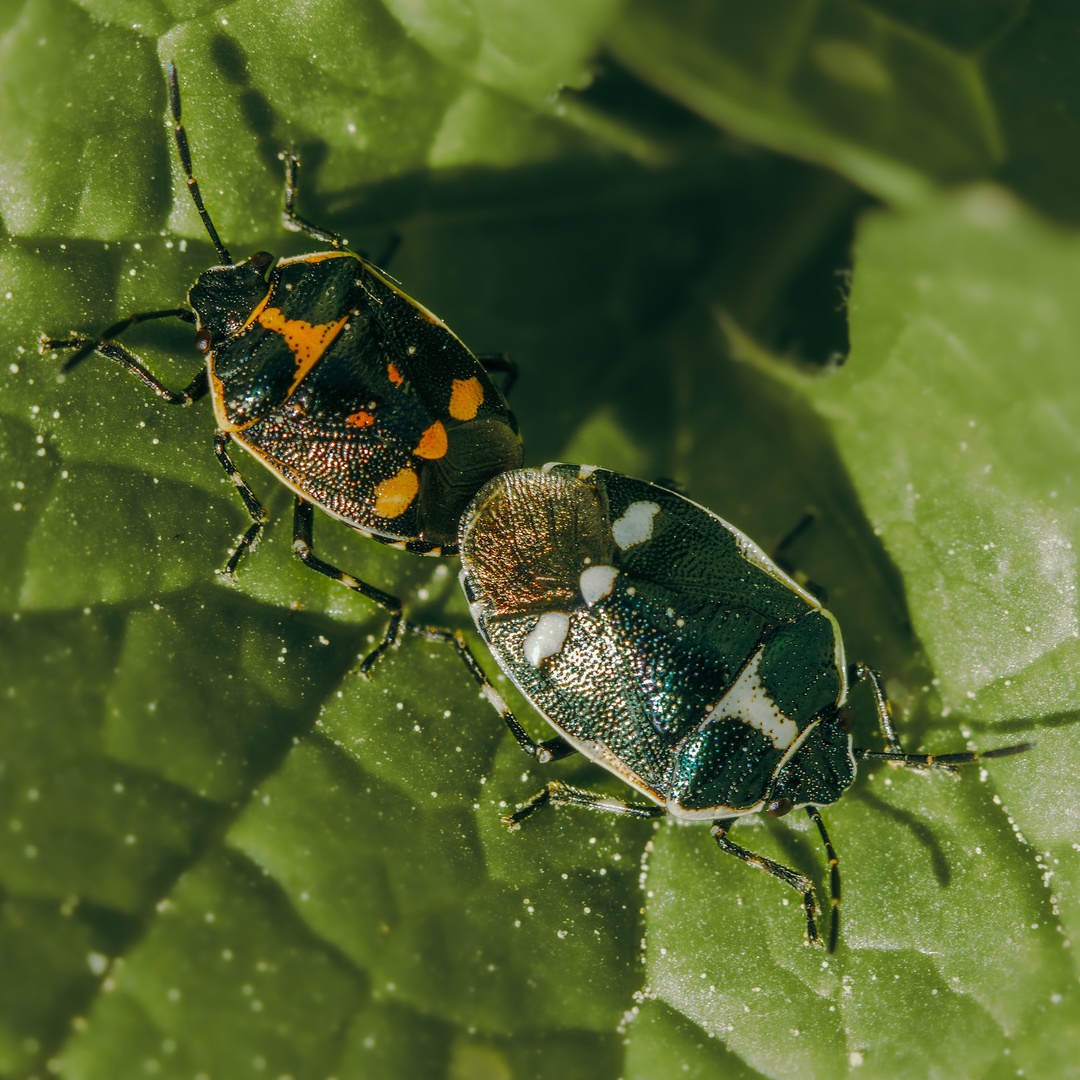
[1,1,1079,1077]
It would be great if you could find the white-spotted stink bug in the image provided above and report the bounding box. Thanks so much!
[455,464,1033,952]
[40,63,523,673]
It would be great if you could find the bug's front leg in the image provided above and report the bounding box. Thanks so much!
[711,816,825,949]
[850,662,1033,769]
[502,780,666,828]
[291,496,405,676]
[40,308,206,404]
[213,431,270,574]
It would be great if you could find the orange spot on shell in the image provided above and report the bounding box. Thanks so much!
[258,307,345,368]
[374,467,419,519]
[346,410,375,428]
[256,307,349,398]
[449,377,483,421]
[413,421,448,460]
[388,362,403,385]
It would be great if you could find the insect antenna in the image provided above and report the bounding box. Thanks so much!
[167,61,233,266]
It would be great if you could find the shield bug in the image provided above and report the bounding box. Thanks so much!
[456,463,1032,951]
[39,63,523,672]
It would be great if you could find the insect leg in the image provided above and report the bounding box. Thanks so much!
[291,496,404,675]
[373,234,402,269]
[40,314,207,404]
[214,431,269,573]
[770,510,827,602]
[407,623,577,763]
[806,806,840,953]
[475,353,518,397]
[711,817,822,948]
[850,662,905,754]
[853,743,1033,768]
[851,663,1033,769]
[504,780,665,828]
[280,153,346,250]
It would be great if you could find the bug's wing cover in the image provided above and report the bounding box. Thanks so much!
[668,613,846,813]
[210,257,361,426]
[600,471,810,621]
[461,466,837,804]
[231,262,522,545]
[233,309,434,540]
[360,273,526,539]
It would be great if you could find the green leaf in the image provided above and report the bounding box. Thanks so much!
[645,184,1080,1079]
[2,2,1079,1079]
[804,185,1080,1013]
[608,0,1080,221]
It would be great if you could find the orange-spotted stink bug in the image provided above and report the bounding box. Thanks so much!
[40,63,523,673]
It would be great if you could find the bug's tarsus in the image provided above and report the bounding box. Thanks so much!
[851,663,1033,770]
[504,781,556,826]
[711,818,822,947]
[280,152,347,249]
[167,61,232,265]
[971,742,1035,760]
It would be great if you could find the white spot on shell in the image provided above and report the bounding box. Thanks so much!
[523,612,570,667]
[579,565,618,606]
[578,464,599,477]
[612,501,660,550]
[705,648,799,750]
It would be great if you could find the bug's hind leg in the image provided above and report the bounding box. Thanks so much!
[503,780,666,828]
[291,496,404,675]
[408,623,577,763]
[770,511,828,602]
[476,353,518,397]
[711,817,824,949]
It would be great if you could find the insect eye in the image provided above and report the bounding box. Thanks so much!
[194,329,213,353]
[248,250,273,269]
[766,797,793,818]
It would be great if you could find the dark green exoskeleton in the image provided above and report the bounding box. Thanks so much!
[40,63,522,673]
[457,464,1032,951]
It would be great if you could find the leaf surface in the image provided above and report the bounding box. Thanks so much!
[1,2,1078,1078]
